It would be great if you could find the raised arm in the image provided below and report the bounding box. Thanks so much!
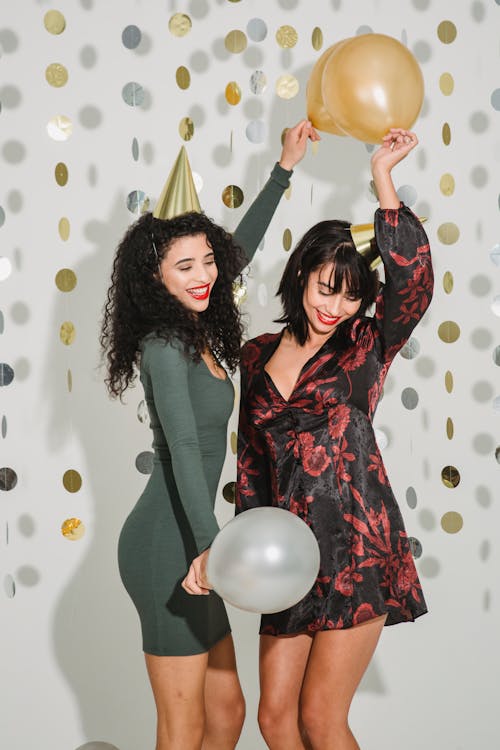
[370,130,434,359]
[233,120,320,270]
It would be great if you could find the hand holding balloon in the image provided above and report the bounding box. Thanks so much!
[371,128,419,209]
[371,128,419,174]
[182,548,212,596]
[206,507,321,614]
[279,119,321,171]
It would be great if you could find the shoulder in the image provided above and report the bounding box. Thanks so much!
[241,332,280,374]
[141,336,187,372]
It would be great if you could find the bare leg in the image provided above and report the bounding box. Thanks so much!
[203,634,245,749]
[145,651,207,750]
[300,615,387,750]
[258,633,313,749]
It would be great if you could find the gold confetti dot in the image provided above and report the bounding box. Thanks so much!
[442,271,454,294]
[67,369,73,392]
[437,20,457,44]
[312,27,323,51]
[276,74,299,100]
[442,122,451,145]
[178,117,194,141]
[55,162,68,187]
[222,482,236,504]
[441,466,460,489]
[446,418,454,440]
[63,469,82,493]
[438,321,460,343]
[225,30,247,54]
[169,13,192,37]
[233,281,247,305]
[441,511,463,534]
[276,25,298,48]
[222,185,244,208]
[45,63,68,88]
[44,10,66,35]
[60,321,76,345]
[61,517,85,540]
[445,370,454,393]
[439,72,454,96]
[230,431,237,455]
[440,173,455,196]
[55,268,77,292]
[437,222,459,244]
[225,81,242,105]
[283,228,292,251]
[176,66,191,90]
[58,217,70,241]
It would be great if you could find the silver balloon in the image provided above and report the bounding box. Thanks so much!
[207,507,320,614]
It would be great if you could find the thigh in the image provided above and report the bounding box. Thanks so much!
[302,615,387,713]
[260,633,313,709]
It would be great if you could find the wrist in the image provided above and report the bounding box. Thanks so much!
[279,158,294,171]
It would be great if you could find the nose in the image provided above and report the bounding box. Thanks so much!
[325,295,342,316]
[193,262,211,282]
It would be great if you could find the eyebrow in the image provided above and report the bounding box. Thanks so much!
[173,251,215,267]
[317,280,335,290]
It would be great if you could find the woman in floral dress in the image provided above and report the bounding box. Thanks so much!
[236,129,433,750]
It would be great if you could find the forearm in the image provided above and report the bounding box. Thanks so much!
[372,166,400,209]
[233,162,292,268]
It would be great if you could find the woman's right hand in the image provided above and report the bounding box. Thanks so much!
[279,119,320,171]
[182,548,212,596]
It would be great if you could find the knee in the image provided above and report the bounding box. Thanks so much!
[258,698,296,741]
[300,699,349,745]
[227,692,246,733]
[208,691,245,737]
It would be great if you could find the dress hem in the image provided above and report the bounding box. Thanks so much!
[259,608,428,637]
[143,627,232,657]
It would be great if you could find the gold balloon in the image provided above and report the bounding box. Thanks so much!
[306,42,348,135]
[321,34,424,143]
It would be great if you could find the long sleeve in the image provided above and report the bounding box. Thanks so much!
[373,204,433,362]
[233,162,293,270]
[143,341,220,554]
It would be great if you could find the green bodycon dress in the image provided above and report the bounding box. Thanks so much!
[118,163,292,656]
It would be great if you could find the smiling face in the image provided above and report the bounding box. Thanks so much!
[159,233,218,312]
[302,263,362,338]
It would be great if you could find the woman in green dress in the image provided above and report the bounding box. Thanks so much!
[100,120,319,750]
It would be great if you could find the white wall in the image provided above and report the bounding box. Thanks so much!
[1,1,499,748]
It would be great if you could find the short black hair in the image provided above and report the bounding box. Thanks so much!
[276,219,379,345]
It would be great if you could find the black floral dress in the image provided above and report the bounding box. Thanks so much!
[236,205,433,635]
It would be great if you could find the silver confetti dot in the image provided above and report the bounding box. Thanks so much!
[122,82,144,107]
[122,25,142,49]
[135,451,154,474]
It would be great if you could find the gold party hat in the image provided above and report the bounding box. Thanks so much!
[350,217,427,270]
[153,146,201,220]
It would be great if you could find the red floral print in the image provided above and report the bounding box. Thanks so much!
[236,206,432,634]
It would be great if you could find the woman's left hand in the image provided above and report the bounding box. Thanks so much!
[279,119,321,171]
[182,548,212,595]
[371,128,418,174]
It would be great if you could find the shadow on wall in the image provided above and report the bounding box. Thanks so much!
[45,195,155,750]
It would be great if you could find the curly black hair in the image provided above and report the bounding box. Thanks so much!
[100,211,247,398]
[276,219,379,346]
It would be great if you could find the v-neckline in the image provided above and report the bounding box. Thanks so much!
[262,330,332,404]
